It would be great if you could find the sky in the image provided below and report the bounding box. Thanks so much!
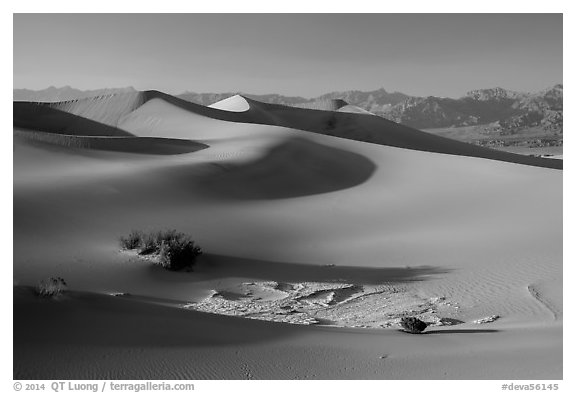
[13,13,563,98]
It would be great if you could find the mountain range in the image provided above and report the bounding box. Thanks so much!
[14,84,562,135]
[178,85,563,134]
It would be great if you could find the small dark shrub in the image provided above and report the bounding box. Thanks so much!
[400,317,427,334]
[36,277,67,298]
[158,236,202,271]
[119,230,143,250]
[120,229,202,271]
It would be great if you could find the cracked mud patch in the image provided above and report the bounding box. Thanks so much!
[183,280,463,328]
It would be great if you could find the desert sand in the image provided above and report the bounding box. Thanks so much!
[13,92,562,379]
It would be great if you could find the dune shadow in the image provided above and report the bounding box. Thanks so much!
[14,129,208,155]
[197,136,376,200]
[187,253,451,285]
[13,286,306,350]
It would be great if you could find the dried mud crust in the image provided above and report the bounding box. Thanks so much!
[183,280,467,328]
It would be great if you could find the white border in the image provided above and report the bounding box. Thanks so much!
[4,3,572,392]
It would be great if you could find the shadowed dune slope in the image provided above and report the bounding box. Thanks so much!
[14,130,208,155]
[14,102,133,137]
[199,254,449,285]
[13,287,300,349]
[198,137,376,199]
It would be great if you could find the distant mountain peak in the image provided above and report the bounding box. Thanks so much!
[465,87,521,101]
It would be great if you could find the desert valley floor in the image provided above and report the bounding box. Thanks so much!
[13,92,562,379]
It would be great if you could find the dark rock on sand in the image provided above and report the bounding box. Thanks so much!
[400,317,428,334]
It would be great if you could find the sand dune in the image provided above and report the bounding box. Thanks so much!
[13,89,562,379]
[15,91,561,168]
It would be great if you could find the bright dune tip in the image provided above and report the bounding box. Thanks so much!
[208,95,250,112]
